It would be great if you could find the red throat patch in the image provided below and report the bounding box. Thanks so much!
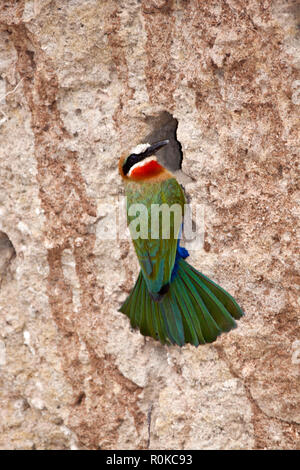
[130,160,164,180]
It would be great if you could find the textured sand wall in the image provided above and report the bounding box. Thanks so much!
[0,0,299,449]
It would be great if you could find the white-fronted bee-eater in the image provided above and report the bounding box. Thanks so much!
[119,140,244,346]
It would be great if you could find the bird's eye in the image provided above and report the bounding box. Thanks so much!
[123,154,138,175]
[127,154,136,165]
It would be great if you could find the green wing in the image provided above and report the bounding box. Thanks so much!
[126,178,185,296]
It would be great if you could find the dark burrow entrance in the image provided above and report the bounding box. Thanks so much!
[143,111,183,173]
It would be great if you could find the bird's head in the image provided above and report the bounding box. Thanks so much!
[119,140,170,181]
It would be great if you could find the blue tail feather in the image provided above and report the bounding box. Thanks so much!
[171,241,189,282]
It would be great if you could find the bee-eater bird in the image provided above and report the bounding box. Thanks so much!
[119,140,244,346]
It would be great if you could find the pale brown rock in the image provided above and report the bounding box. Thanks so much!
[0,0,299,449]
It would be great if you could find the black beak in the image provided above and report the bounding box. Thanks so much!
[143,139,169,158]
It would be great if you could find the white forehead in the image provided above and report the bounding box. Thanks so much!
[130,143,151,155]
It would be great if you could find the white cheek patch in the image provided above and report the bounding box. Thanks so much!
[130,143,151,155]
[128,156,157,177]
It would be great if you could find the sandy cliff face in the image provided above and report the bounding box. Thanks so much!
[0,0,299,449]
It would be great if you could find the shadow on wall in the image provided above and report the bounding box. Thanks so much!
[0,231,16,288]
[143,111,183,172]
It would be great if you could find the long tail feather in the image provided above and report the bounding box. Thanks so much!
[119,259,244,346]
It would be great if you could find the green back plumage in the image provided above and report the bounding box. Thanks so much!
[120,174,244,347]
[125,177,185,296]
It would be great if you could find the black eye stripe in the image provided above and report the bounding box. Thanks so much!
[122,140,169,176]
[122,153,145,175]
